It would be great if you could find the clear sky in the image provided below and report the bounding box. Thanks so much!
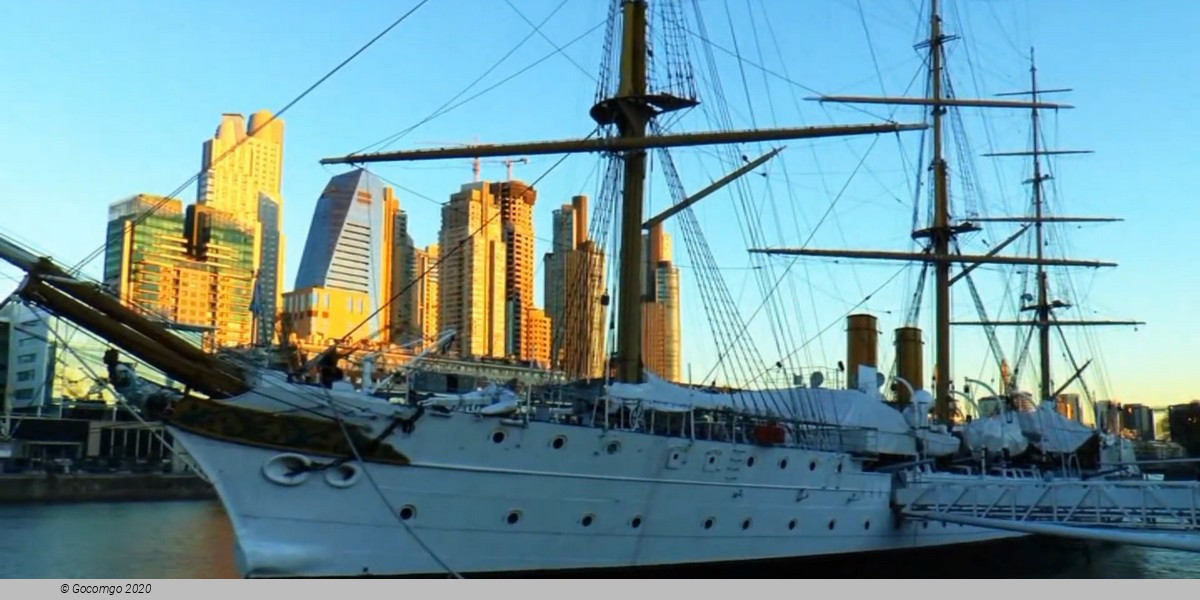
[1,1,1196,409]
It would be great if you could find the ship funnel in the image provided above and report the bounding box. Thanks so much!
[846,314,878,391]
[895,326,924,407]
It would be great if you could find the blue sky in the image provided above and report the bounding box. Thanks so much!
[1,1,1196,409]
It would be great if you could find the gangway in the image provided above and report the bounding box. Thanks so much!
[895,469,1200,552]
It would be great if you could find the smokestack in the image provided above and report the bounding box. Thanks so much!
[894,326,924,407]
[846,313,878,391]
[572,195,588,246]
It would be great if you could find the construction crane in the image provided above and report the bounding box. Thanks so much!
[474,156,528,182]
[417,139,528,181]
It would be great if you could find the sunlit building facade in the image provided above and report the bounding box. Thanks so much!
[197,111,286,347]
[102,195,255,349]
[543,195,607,378]
[290,169,397,344]
[439,182,506,358]
[642,223,681,382]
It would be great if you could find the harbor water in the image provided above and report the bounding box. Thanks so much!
[0,500,1197,579]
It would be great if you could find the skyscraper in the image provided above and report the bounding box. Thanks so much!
[389,203,418,344]
[492,181,538,361]
[197,111,286,346]
[288,169,397,344]
[642,223,681,381]
[411,244,441,345]
[198,111,284,227]
[439,182,506,358]
[103,195,256,348]
[254,193,282,345]
[544,195,608,378]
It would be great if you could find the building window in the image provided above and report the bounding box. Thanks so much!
[14,389,34,401]
[16,370,35,382]
[17,354,36,364]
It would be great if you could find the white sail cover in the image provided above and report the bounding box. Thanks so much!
[1016,402,1096,454]
[606,372,920,455]
[961,414,1029,456]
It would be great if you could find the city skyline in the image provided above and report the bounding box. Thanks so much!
[2,2,1198,407]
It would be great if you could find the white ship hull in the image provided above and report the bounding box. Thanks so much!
[166,386,1024,578]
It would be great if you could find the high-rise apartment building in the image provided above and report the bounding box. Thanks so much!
[198,111,284,225]
[287,169,397,344]
[197,111,286,346]
[492,181,538,361]
[523,307,552,367]
[543,195,607,378]
[0,303,57,413]
[411,244,441,345]
[103,195,256,348]
[389,206,418,344]
[253,193,282,345]
[642,223,681,381]
[439,182,506,358]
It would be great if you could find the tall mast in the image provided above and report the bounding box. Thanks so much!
[929,0,952,422]
[1029,49,1053,405]
[609,0,651,383]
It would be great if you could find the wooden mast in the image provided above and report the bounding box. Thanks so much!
[928,0,952,421]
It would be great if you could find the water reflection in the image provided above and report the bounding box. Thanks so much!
[0,501,237,579]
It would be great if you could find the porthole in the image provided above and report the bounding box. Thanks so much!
[631,516,643,529]
[707,455,717,465]
[863,520,871,530]
[788,519,797,531]
[703,517,715,530]
[581,514,595,527]
[671,452,680,461]
[741,518,752,530]
[922,521,929,529]
[837,462,843,474]
[605,441,621,455]
[506,510,522,525]
[827,519,836,530]
[809,460,817,471]
[491,430,507,444]
[779,458,789,469]
[746,456,756,468]
[551,435,567,449]
[398,505,416,520]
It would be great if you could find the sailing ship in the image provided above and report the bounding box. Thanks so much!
[1,0,1198,578]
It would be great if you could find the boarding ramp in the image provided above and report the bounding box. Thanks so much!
[895,472,1200,552]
